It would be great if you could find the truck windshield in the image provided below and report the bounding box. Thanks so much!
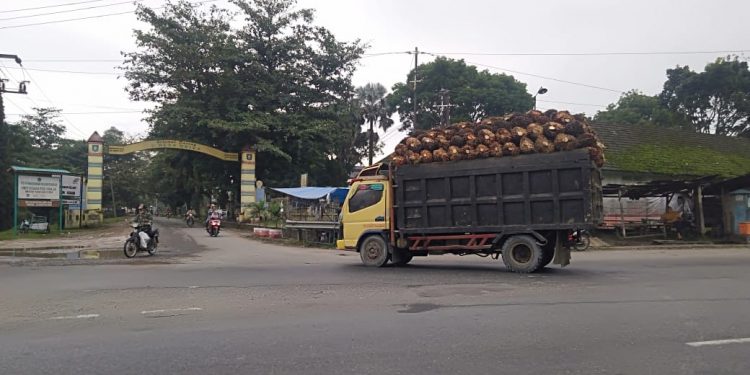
[349,186,383,213]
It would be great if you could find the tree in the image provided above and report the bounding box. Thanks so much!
[100,126,148,212]
[387,57,534,131]
[659,57,750,136]
[122,0,366,207]
[0,94,11,230]
[355,83,393,165]
[17,107,66,149]
[594,90,691,128]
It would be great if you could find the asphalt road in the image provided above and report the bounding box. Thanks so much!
[1,219,749,374]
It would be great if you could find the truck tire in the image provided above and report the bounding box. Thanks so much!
[392,248,413,266]
[540,247,554,268]
[359,235,390,267]
[501,235,543,273]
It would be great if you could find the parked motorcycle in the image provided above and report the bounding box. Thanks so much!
[185,213,195,227]
[567,229,591,251]
[124,223,159,258]
[207,217,221,237]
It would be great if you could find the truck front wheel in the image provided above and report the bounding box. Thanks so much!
[501,235,543,273]
[359,235,390,267]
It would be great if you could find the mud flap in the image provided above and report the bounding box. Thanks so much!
[552,231,571,267]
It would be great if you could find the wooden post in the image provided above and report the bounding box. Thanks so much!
[618,189,625,238]
[695,185,705,235]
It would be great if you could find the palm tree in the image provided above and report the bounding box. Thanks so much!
[355,83,394,165]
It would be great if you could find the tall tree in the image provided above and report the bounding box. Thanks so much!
[0,94,11,230]
[659,57,750,136]
[122,0,365,206]
[387,57,534,131]
[355,83,393,165]
[594,90,691,128]
[17,107,66,149]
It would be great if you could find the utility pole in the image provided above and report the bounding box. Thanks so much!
[409,47,421,129]
[0,53,26,236]
[435,88,457,127]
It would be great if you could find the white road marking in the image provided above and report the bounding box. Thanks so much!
[140,307,203,314]
[188,286,199,289]
[49,314,100,320]
[686,337,750,347]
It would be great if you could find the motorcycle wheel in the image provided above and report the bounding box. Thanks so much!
[186,218,194,227]
[211,228,218,237]
[573,233,591,251]
[124,239,138,258]
[147,241,158,256]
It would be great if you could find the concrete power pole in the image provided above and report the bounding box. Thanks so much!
[409,47,421,129]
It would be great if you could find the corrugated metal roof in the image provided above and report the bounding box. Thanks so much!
[9,166,72,174]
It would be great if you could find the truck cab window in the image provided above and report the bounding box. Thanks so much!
[349,187,383,213]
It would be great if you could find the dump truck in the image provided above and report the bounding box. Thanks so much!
[336,149,603,273]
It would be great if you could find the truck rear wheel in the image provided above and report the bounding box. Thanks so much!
[392,248,413,266]
[501,235,543,273]
[359,235,390,267]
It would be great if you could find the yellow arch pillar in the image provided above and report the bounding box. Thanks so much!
[86,132,104,224]
[239,146,256,221]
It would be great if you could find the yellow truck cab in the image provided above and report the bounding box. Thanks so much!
[337,164,391,252]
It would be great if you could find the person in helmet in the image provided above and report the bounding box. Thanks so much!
[134,203,153,226]
[205,203,218,229]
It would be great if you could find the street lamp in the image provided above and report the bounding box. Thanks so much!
[533,86,548,110]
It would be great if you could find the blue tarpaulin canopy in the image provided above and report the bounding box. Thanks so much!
[270,187,349,204]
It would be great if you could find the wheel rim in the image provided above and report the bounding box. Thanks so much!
[125,242,137,257]
[511,244,532,264]
[364,240,383,261]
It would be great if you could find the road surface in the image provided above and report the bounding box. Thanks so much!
[1,219,749,374]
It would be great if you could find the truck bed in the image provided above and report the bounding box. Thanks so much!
[393,149,602,235]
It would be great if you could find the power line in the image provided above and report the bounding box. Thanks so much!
[0,0,109,14]
[24,58,122,63]
[0,0,219,30]
[0,0,142,22]
[7,110,143,115]
[428,49,750,57]
[4,66,119,75]
[536,99,609,108]
[20,67,89,138]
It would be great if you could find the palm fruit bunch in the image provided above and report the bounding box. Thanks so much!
[391,109,606,168]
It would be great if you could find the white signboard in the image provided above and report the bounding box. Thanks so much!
[18,175,60,200]
[62,175,81,197]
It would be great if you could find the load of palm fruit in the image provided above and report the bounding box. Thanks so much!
[391,109,606,168]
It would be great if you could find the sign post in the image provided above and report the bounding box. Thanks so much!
[58,174,63,233]
[13,172,17,237]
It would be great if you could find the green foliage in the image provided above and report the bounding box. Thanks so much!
[608,143,750,178]
[122,0,367,202]
[356,83,392,165]
[17,108,66,149]
[594,90,691,129]
[0,95,11,230]
[660,57,750,136]
[101,126,149,210]
[387,57,534,131]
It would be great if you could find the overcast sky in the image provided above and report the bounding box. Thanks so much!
[2,0,749,159]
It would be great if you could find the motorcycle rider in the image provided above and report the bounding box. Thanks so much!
[133,204,155,248]
[204,203,218,230]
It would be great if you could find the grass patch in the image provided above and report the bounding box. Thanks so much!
[0,217,123,241]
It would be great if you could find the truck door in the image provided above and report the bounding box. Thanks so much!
[341,181,388,248]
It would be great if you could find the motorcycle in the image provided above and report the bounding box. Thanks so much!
[207,217,221,237]
[185,213,195,227]
[567,229,591,251]
[124,223,159,258]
